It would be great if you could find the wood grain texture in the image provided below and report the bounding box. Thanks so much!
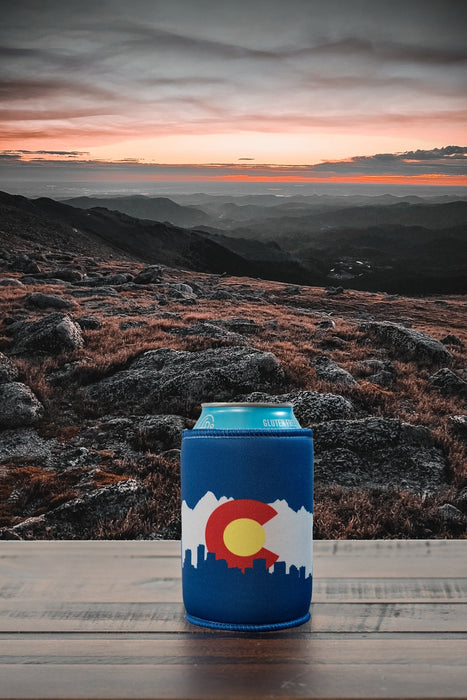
[1,662,466,699]
[0,540,466,699]
[1,601,466,633]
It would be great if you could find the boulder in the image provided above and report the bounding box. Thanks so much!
[313,356,357,385]
[70,287,119,297]
[75,316,102,330]
[0,352,19,383]
[438,504,465,523]
[25,292,75,310]
[441,334,464,347]
[214,318,260,335]
[0,382,43,428]
[120,320,148,330]
[449,415,467,436]
[84,346,286,415]
[46,269,83,283]
[239,390,355,425]
[11,313,84,354]
[316,319,336,329]
[313,417,446,494]
[169,322,246,344]
[80,414,193,454]
[0,428,57,466]
[4,479,149,539]
[83,273,132,286]
[9,254,40,274]
[359,321,452,366]
[428,368,467,400]
[133,265,163,284]
[167,283,195,298]
[354,359,396,387]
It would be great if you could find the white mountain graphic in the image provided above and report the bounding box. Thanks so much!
[182,492,313,575]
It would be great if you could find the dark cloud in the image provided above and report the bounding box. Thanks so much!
[313,147,467,175]
[3,149,89,156]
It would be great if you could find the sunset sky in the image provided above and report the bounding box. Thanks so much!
[1,0,466,190]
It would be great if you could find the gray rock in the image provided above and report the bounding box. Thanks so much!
[133,265,163,284]
[449,415,467,435]
[438,504,465,523]
[355,359,396,375]
[46,269,83,283]
[325,286,344,296]
[313,417,446,494]
[360,321,452,366]
[11,313,84,354]
[84,346,286,415]
[0,352,19,383]
[441,334,464,347]
[75,316,102,330]
[25,292,75,310]
[313,355,357,385]
[80,414,192,454]
[167,283,195,297]
[0,428,57,465]
[316,319,336,329]
[367,370,395,387]
[239,390,355,425]
[216,318,260,335]
[81,273,132,286]
[0,382,43,428]
[319,336,347,350]
[9,254,40,273]
[70,286,119,297]
[6,479,149,539]
[169,322,246,344]
[428,368,467,400]
[119,320,148,330]
[0,277,23,286]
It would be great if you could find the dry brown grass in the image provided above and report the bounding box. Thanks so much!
[0,464,83,526]
[91,454,181,539]
[314,486,466,539]
[1,263,466,539]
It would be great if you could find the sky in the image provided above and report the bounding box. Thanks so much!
[0,0,466,192]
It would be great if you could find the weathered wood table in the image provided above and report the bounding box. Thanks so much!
[1,540,466,699]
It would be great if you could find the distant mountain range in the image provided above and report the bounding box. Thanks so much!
[1,190,466,293]
[0,191,318,285]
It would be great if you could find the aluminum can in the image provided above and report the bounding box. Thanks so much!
[181,402,313,631]
[194,402,301,430]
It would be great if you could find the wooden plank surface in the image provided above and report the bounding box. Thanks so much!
[1,601,466,633]
[0,540,466,699]
[1,539,466,577]
[1,661,466,699]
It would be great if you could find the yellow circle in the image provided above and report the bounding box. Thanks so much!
[223,518,266,557]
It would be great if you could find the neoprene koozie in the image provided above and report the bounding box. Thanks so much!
[181,427,314,631]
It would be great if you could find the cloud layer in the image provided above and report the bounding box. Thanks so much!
[1,1,466,166]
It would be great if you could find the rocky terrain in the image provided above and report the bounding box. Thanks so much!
[0,214,466,540]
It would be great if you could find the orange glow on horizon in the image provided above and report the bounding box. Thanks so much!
[217,173,467,186]
[86,172,467,186]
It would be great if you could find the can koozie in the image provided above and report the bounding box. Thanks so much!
[181,428,314,631]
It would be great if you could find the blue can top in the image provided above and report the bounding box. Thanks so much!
[194,402,301,430]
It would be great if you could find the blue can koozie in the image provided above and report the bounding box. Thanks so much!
[181,406,313,632]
